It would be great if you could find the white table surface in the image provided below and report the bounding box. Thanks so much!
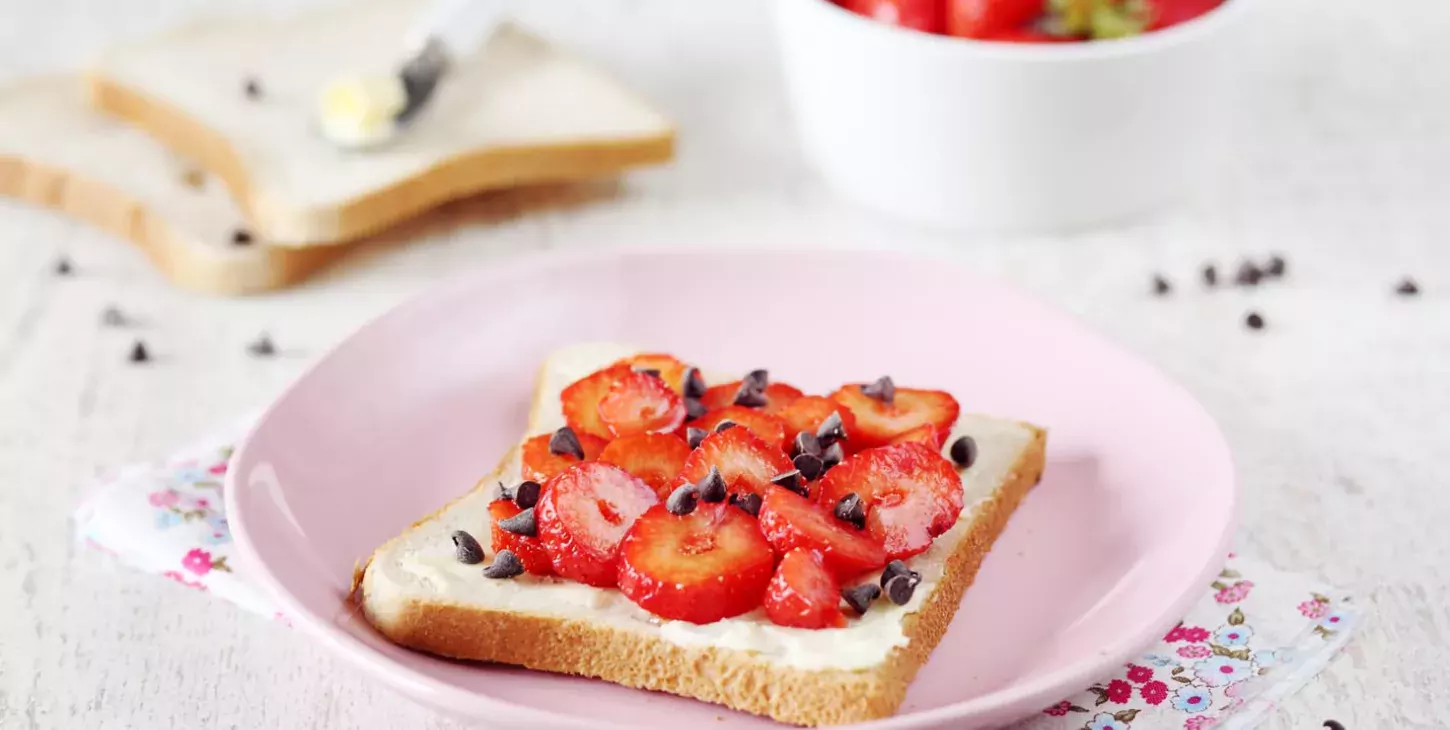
[2,0,1447,727]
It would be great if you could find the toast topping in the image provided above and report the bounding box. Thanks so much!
[792,430,822,459]
[829,384,961,448]
[793,452,825,481]
[890,424,947,449]
[818,442,964,560]
[880,560,923,606]
[860,375,896,404]
[770,469,808,498]
[729,492,763,517]
[666,484,700,516]
[498,507,537,537]
[821,442,845,472]
[597,433,691,498]
[841,583,882,616]
[758,487,888,579]
[536,462,658,587]
[815,410,848,448]
[685,427,708,449]
[521,430,606,483]
[513,480,542,509]
[488,499,554,576]
[701,380,804,414]
[614,353,691,395]
[618,503,776,624]
[549,426,586,460]
[484,549,525,579]
[949,435,978,469]
[678,428,793,501]
[764,549,848,630]
[451,530,484,564]
[780,396,858,451]
[684,397,709,421]
[833,493,866,530]
[597,369,688,438]
[692,406,789,451]
[682,366,707,399]
[695,465,728,504]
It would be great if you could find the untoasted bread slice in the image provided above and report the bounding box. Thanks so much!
[360,343,1047,726]
[89,0,675,246]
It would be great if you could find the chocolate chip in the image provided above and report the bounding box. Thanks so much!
[231,228,253,246]
[683,366,707,399]
[949,435,977,470]
[880,560,919,590]
[743,369,769,390]
[733,382,768,408]
[714,420,738,434]
[1396,277,1420,296]
[247,333,276,357]
[841,584,881,616]
[1245,311,1265,330]
[729,492,762,517]
[484,550,524,579]
[128,340,150,364]
[1265,255,1287,278]
[667,484,699,515]
[498,507,537,537]
[834,493,865,529]
[497,481,514,501]
[770,470,808,498]
[243,77,262,99]
[815,411,847,446]
[861,376,895,404]
[685,397,709,421]
[54,256,73,276]
[451,530,484,564]
[880,560,921,605]
[1322,722,1345,730]
[100,306,126,327]
[686,427,708,449]
[821,442,844,471]
[548,427,585,460]
[513,481,541,509]
[1234,260,1262,287]
[697,466,727,503]
[633,367,662,378]
[792,431,822,458]
[1202,264,1218,287]
[1152,275,1171,296]
[793,452,824,481]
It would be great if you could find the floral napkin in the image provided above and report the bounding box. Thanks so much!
[72,419,1359,729]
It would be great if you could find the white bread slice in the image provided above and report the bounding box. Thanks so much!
[0,77,350,295]
[88,0,675,247]
[359,343,1047,727]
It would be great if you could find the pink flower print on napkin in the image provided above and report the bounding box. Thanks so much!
[147,489,180,507]
[1043,701,1075,717]
[1298,598,1329,619]
[1193,656,1253,686]
[1177,644,1211,659]
[1171,686,1213,713]
[161,570,208,591]
[1126,664,1154,683]
[1184,716,1218,730]
[1140,680,1169,706]
[1104,679,1132,704]
[1164,624,1211,643]
[208,461,228,475]
[181,548,230,576]
[1213,580,1254,604]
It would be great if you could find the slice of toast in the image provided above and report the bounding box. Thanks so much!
[88,0,675,247]
[0,77,350,295]
[359,343,1047,727]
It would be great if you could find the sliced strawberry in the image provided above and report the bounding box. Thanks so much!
[888,423,947,450]
[676,427,793,500]
[758,487,888,578]
[598,433,691,499]
[845,0,946,33]
[778,396,859,450]
[613,352,691,395]
[690,406,790,452]
[487,499,554,576]
[535,462,659,587]
[828,384,960,449]
[946,0,1044,39]
[597,369,687,438]
[520,431,608,483]
[560,364,633,440]
[699,381,804,414]
[816,443,964,560]
[764,548,848,629]
[618,502,776,624]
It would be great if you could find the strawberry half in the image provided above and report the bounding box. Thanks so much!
[758,487,887,579]
[597,369,687,438]
[690,406,790,452]
[614,353,691,395]
[520,431,608,483]
[699,381,804,414]
[677,427,793,500]
[816,443,964,560]
[828,384,960,449]
[888,423,947,450]
[778,396,859,450]
[763,548,848,629]
[560,364,633,440]
[487,499,554,576]
[598,433,691,499]
[618,502,776,624]
[536,462,659,587]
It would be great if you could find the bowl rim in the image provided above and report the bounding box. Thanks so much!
[225,244,1238,730]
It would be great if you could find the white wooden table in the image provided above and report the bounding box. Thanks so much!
[2,0,1448,727]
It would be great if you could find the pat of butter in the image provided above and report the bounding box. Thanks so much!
[315,74,406,148]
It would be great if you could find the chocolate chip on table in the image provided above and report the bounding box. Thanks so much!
[548,426,585,460]
[1265,254,1287,278]
[792,431,821,459]
[685,397,708,421]
[821,442,844,471]
[860,376,895,404]
[714,420,738,434]
[770,470,808,498]
[1322,721,1346,730]
[729,492,762,517]
[1201,263,1218,287]
[247,333,276,357]
[498,507,537,537]
[1395,277,1420,296]
[733,382,768,408]
[451,530,485,564]
[1152,274,1172,296]
[697,466,727,503]
[1244,311,1265,331]
[880,560,922,605]
[1234,260,1263,287]
[128,340,151,364]
[834,493,866,529]
[682,366,707,399]
[100,306,127,327]
[484,550,524,579]
[231,228,254,246]
[667,484,699,516]
[686,427,708,449]
[513,480,541,509]
[793,452,824,481]
[949,435,978,470]
[815,411,847,447]
[243,77,262,99]
[54,256,73,276]
[841,584,881,616]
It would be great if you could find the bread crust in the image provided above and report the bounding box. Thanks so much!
[360,426,1047,727]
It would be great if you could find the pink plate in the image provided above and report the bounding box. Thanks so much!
[226,248,1235,729]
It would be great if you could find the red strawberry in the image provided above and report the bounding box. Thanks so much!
[946,0,1045,39]
[778,396,859,448]
[845,0,946,33]
[536,462,659,587]
[487,499,554,576]
[520,431,608,483]
[1148,0,1223,30]
[618,503,776,624]
[598,433,692,499]
[816,443,964,560]
[763,548,848,629]
[690,406,790,452]
[676,427,793,499]
[597,369,687,438]
[613,353,691,395]
[888,423,947,450]
[977,27,1077,41]
[828,384,960,449]
[758,487,888,578]
[699,381,804,414]
[560,364,633,440]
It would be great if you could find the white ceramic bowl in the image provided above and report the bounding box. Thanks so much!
[773,0,1254,232]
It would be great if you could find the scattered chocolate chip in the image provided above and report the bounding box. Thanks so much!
[231,228,253,246]
[1395,277,1420,296]
[54,256,73,276]
[1152,274,1171,296]
[667,484,699,515]
[834,493,865,529]
[100,306,127,327]
[685,397,709,421]
[128,340,150,364]
[1202,264,1218,287]
[743,369,769,390]
[633,367,662,378]
[1322,722,1345,730]
[949,435,977,470]
[771,470,808,498]
[484,550,524,579]
[733,382,768,408]
[451,530,485,564]
[548,427,585,460]
[247,333,276,357]
[497,481,514,501]
[815,411,847,446]
[1265,254,1287,278]
[1244,311,1265,330]
[714,420,738,434]
[880,560,918,589]
[793,452,824,481]
[792,431,822,459]
[841,584,881,616]
[498,507,537,537]
[697,466,727,503]
[821,442,844,471]
[861,376,895,404]
[686,427,708,449]
[880,560,922,605]
[513,481,541,509]
[1234,260,1263,287]
[243,77,262,99]
[683,367,707,399]
[729,492,762,517]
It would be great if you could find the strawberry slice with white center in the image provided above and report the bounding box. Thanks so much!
[700,381,804,414]
[487,499,554,576]
[613,353,691,395]
[536,462,659,587]
[676,427,793,500]
[598,369,687,438]
[758,487,887,578]
[597,433,692,499]
[617,502,776,624]
[560,364,634,440]
[887,423,947,450]
[520,431,608,483]
[690,406,790,452]
[828,384,960,449]
[815,443,964,560]
[763,548,848,629]
[778,396,859,451]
